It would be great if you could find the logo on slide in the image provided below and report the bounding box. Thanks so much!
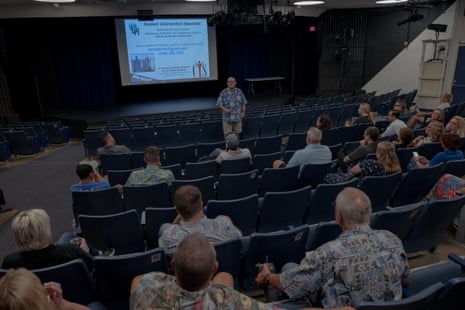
[193,61,207,77]
[128,23,140,36]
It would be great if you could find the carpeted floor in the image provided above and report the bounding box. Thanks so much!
[0,209,19,228]
[0,142,85,259]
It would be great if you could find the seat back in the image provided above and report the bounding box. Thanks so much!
[306,221,342,250]
[397,146,420,172]
[108,128,134,150]
[79,209,145,255]
[408,260,465,295]
[170,176,216,205]
[278,112,297,136]
[390,164,443,207]
[206,194,258,236]
[83,128,104,158]
[260,114,280,137]
[242,116,262,139]
[418,142,443,160]
[214,238,243,287]
[131,126,156,151]
[241,225,309,291]
[298,160,337,188]
[178,122,202,145]
[252,152,282,175]
[370,202,424,240]
[439,159,465,177]
[160,163,183,180]
[72,187,124,218]
[200,120,224,143]
[430,277,465,310]
[27,259,100,306]
[219,157,251,175]
[217,170,258,200]
[403,195,465,253]
[161,144,196,168]
[259,165,300,196]
[257,185,312,233]
[123,182,171,217]
[358,172,402,211]
[321,127,337,146]
[306,179,358,224]
[93,247,169,310]
[99,153,132,175]
[130,151,145,169]
[254,135,282,155]
[107,168,139,186]
[286,132,307,151]
[184,160,217,180]
[357,282,443,310]
[145,207,177,249]
[196,141,225,159]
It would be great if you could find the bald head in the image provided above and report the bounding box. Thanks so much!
[307,127,322,144]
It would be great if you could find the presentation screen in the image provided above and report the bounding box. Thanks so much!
[115,17,218,86]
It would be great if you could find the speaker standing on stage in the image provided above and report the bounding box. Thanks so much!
[216,76,247,136]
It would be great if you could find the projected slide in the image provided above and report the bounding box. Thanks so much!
[115,18,218,86]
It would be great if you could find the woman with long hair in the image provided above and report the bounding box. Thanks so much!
[346,103,374,126]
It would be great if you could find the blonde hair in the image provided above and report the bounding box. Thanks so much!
[447,116,465,137]
[11,209,53,251]
[359,103,375,124]
[427,121,444,142]
[376,142,401,175]
[0,268,51,310]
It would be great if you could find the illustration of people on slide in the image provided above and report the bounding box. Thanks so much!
[193,60,207,77]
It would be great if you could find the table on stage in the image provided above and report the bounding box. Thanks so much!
[244,76,285,97]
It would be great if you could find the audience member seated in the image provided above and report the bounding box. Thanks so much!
[273,127,331,173]
[131,232,269,309]
[413,120,444,146]
[445,115,465,137]
[392,99,410,117]
[255,187,409,308]
[408,108,443,130]
[158,185,242,254]
[325,141,400,184]
[426,173,465,200]
[1,209,93,270]
[393,127,415,149]
[316,114,332,131]
[345,103,374,126]
[380,110,407,139]
[337,126,380,171]
[97,130,131,156]
[408,92,451,128]
[69,163,110,192]
[125,146,174,186]
[0,268,90,310]
[209,132,252,164]
[412,133,464,168]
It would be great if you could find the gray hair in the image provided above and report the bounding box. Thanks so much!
[307,127,322,142]
[11,209,53,251]
[335,187,372,227]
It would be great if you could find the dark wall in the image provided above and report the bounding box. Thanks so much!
[317,0,454,96]
[0,15,318,120]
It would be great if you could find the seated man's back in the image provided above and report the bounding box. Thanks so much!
[125,146,174,186]
[158,185,242,254]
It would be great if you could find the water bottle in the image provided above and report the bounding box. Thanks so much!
[257,261,278,302]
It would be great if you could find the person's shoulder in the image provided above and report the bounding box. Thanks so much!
[1,252,20,268]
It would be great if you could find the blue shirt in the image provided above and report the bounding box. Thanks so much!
[429,150,464,166]
[216,88,247,123]
[288,144,332,174]
[70,181,111,192]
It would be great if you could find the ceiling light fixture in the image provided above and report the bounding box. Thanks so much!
[376,0,409,4]
[293,1,325,5]
[185,0,217,2]
[34,0,76,3]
